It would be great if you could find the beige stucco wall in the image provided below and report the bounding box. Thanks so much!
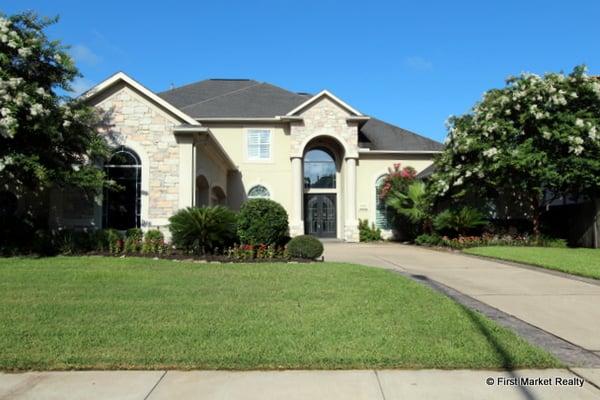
[205,123,293,212]
[357,154,434,237]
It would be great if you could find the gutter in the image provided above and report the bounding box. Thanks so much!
[195,116,303,123]
[358,149,442,155]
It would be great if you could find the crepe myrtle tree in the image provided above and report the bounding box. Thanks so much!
[430,66,600,236]
[0,12,110,196]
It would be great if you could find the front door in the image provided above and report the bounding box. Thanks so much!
[304,194,336,238]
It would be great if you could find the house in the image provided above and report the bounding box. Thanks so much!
[50,72,442,241]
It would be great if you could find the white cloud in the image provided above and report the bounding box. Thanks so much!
[69,44,101,66]
[404,56,433,71]
[69,77,94,97]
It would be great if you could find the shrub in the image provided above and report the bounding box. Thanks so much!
[106,229,124,254]
[415,233,443,246]
[121,228,142,254]
[142,229,166,254]
[169,206,237,254]
[124,236,142,254]
[433,207,488,237]
[90,229,110,252]
[126,228,143,240]
[287,235,324,259]
[359,219,382,242]
[54,229,93,255]
[237,199,288,245]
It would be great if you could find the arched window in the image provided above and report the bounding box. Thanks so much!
[248,185,270,199]
[304,148,336,189]
[375,175,393,230]
[103,146,141,230]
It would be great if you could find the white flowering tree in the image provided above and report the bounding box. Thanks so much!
[0,12,109,195]
[431,66,600,235]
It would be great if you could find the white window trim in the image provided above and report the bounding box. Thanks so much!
[247,184,272,199]
[373,172,393,231]
[244,128,272,163]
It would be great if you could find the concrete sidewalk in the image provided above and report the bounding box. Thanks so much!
[2,369,600,399]
[324,243,600,357]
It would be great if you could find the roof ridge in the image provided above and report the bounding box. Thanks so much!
[158,78,257,96]
[180,82,264,111]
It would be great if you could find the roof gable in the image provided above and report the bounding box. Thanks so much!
[286,90,362,116]
[82,72,199,125]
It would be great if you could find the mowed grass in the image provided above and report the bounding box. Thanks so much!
[465,246,600,280]
[0,257,558,370]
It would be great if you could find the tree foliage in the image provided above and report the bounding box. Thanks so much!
[0,12,109,194]
[431,66,600,233]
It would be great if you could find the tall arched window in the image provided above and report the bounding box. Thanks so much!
[248,185,270,199]
[375,175,393,230]
[103,146,141,230]
[304,148,336,189]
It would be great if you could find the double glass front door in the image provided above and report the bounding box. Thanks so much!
[304,194,336,238]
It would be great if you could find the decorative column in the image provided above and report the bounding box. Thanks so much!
[344,157,359,242]
[175,132,196,210]
[290,156,304,236]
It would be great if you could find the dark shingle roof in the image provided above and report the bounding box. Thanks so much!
[359,118,443,152]
[158,79,259,109]
[157,79,443,151]
[158,80,310,118]
[416,163,436,179]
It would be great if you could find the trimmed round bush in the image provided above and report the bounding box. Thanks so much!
[169,206,237,254]
[237,199,288,245]
[287,235,324,259]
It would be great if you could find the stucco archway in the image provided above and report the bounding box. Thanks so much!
[196,175,209,207]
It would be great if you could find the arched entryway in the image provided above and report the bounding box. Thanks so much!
[196,175,209,206]
[302,137,345,238]
[211,186,226,206]
[103,146,141,230]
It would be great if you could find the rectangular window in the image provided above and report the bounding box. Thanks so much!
[247,129,271,161]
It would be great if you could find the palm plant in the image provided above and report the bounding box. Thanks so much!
[385,180,431,232]
[168,206,237,255]
[433,206,488,237]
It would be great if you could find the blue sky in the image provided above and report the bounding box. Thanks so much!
[4,1,600,142]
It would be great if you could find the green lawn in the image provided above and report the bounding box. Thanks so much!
[0,257,558,370]
[464,246,600,280]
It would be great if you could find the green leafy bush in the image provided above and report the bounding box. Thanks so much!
[142,229,166,254]
[126,228,143,240]
[106,229,124,254]
[287,235,324,259]
[433,207,488,237]
[169,206,237,254]
[237,199,288,245]
[90,230,110,252]
[359,219,382,242]
[415,233,443,246]
[122,228,143,254]
[54,229,93,254]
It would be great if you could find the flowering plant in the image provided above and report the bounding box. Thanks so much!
[431,66,600,235]
[1,12,110,196]
[378,163,416,201]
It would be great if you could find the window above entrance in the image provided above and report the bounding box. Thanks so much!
[304,148,336,189]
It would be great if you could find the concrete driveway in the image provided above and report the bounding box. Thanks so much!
[324,242,600,356]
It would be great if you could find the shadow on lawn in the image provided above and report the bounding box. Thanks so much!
[410,274,537,400]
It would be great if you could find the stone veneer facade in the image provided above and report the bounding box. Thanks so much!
[96,84,181,227]
[289,97,360,242]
